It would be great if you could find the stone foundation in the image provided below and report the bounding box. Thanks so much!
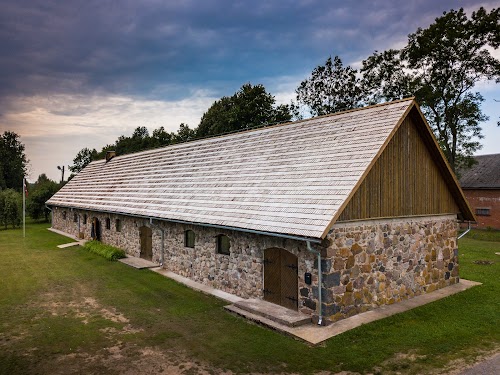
[51,207,458,324]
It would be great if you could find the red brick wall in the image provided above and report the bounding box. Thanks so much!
[463,189,500,229]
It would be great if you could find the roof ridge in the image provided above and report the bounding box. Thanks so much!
[91,97,416,163]
[167,96,416,147]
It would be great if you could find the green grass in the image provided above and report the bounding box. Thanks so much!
[83,240,126,260]
[462,228,500,242]
[0,223,498,374]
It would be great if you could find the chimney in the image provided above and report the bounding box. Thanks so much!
[106,151,116,162]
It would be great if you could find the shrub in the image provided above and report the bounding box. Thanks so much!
[0,189,22,229]
[83,240,126,261]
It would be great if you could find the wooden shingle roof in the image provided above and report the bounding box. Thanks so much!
[47,98,466,239]
[459,154,500,189]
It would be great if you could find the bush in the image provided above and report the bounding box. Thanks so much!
[0,189,22,229]
[83,240,126,261]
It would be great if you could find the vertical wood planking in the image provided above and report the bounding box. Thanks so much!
[338,116,460,221]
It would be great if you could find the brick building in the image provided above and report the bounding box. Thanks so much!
[47,98,474,325]
[460,154,500,230]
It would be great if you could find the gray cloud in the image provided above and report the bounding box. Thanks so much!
[1,0,498,181]
[1,0,491,103]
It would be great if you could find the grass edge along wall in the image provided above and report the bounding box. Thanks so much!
[52,209,459,324]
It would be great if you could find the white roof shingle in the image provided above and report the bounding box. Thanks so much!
[47,99,414,239]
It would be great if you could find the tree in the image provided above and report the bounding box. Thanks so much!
[27,174,60,221]
[69,148,98,174]
[67,84,290,164]
[151,126,173,148]
[0,189,22,229]
[361,7,499,171]
[360,49,417,105]
[196,83,292,138]
[115,127,152,155]
[0,131,29,191]
[173,123,196,143]
[295,56,365,116]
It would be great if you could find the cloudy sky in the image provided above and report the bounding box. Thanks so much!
[1,0,499,181]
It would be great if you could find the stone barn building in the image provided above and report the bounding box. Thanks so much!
[459,154,500,230]
[47,98,475,325]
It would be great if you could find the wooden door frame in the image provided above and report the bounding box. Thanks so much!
[139,226,153,261]
[263,247,299,310]
[91,217,101,241]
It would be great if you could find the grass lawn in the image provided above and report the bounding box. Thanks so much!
[0,223,499,374]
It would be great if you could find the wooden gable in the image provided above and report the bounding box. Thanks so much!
[338,107,463,222]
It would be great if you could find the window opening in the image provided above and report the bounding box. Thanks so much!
[216,234,230,255]
[184,230,195,248]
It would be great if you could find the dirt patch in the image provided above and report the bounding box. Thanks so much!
[372,350,427,374]
[47,344,234,375]
[35,290,141,335]
[370,347,500,375]
[40,338,359,375]
[441,348,500,375]
[21,290,237,374]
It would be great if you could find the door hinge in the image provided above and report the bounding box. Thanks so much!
[286,263,298,272]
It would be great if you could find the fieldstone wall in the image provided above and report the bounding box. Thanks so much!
[50,207,317,315]
[51,208,459,324]
[51,207,141,255]
[155,221,316,308]
[304,215,459,323]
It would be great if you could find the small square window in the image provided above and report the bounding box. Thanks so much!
[105,218,111,230]
[476,208,490,216]
[184,230,195,248]
[62,211,67,220]
[116,219,122,232]
[73,213,78,223]
[216,234,230,255]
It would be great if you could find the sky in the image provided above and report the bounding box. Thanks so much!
[0,0,499,182]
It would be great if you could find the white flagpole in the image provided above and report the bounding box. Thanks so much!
[23,177,26,238]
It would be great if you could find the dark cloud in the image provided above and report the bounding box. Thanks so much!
[0,0,492,102]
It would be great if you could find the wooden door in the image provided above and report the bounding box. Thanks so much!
[91,218,101,241]
[280,249,299,310]
[263,248,298,310]
[139,226,153,261]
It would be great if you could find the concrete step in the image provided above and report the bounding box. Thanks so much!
[232,298,311,327]
[224,305,305,340]
[119,256,158,269]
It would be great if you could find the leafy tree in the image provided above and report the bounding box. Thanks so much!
[69,147,98,174]
[295,56,365,116]
[0,189,22,229]
[151,126,173,148]
[0,131,29,191]
[196,83,292,138]
[361,49,417,105]
[69,84,290,165]
[173,123,196,143]
[115,127,151,155]
[132,126,149,139]
[361,7,499,171]
[27,174,60,221]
